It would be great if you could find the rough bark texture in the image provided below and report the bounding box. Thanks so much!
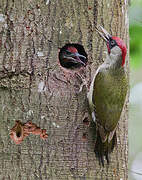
[0,0,129,179]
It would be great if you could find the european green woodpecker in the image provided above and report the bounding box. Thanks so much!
[58,44,88,90]
[88,26,128,166]
[59,43,87,70]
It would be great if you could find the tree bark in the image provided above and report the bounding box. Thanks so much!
[0,0,129,179]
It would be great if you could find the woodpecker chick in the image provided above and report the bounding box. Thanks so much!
[59,43,87,70]
[58,44,88,91]
[88,26,128,166]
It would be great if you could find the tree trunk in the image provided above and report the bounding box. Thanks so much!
[0,0,129,179]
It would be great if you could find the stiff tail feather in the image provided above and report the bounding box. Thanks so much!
[94,130,117,166]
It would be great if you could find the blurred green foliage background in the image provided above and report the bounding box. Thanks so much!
[129,0,142,179]
[130,0,142,69]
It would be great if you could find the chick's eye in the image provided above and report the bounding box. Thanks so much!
[66,50,71,55]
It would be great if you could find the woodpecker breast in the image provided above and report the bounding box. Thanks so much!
[92,64,127,139]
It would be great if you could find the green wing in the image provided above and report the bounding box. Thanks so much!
[92,68,127,133]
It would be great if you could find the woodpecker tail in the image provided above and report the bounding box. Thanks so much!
[94,130,117,166]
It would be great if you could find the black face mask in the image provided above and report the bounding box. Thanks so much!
[109,38,117,49]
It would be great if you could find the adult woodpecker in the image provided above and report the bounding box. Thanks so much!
[88,26,128,166]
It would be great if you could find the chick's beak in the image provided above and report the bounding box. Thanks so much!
[65,52,86,66]
[95,26,112,43]
[74,52,86,66]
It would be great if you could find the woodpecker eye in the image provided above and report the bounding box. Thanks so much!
[111,40,115,46]
[109,39,117,49]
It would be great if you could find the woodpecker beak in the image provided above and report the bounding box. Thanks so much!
[64,52,86,66]
[95,26,112,42]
